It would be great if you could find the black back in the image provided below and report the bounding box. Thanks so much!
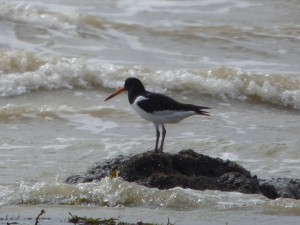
[138,91,210,114]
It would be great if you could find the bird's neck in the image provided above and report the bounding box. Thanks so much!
[128,89,146,104]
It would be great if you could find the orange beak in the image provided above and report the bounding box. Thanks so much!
[104,87,126,101]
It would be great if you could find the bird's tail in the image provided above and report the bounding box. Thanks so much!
[195,106,211,116]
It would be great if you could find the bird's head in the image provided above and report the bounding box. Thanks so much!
[104,77,145,101]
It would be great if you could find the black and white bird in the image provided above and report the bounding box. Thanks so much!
[105,77,210,153]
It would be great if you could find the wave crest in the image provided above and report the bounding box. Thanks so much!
[1,51,300,109]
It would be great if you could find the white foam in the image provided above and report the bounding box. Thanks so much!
[0,178,268,209]
[0,2,78,31]
[1,51,300,109]
[58,113,118,134]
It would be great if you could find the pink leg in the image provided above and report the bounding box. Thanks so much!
[154,125,160,153]
[158,125,166,152]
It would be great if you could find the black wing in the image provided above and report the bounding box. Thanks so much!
[138,91,210,116]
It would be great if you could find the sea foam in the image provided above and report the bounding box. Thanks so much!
[1,51,300,109]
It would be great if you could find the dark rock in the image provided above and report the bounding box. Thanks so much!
[259,178,300,199]
[258,181,280,199]
[65,149,300,200]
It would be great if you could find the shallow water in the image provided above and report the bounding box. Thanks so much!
[0,0,299,224]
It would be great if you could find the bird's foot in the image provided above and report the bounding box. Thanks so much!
[153,148,163,154]
[153,149,160,154]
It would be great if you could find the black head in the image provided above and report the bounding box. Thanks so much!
[124,77,146,104]
[104,77,146,103]
[124,77,145,92]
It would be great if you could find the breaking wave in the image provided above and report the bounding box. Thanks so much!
[1,178,299,212]
[1,51,300,109]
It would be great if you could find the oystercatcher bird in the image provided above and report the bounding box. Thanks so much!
[105,77,210,153]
